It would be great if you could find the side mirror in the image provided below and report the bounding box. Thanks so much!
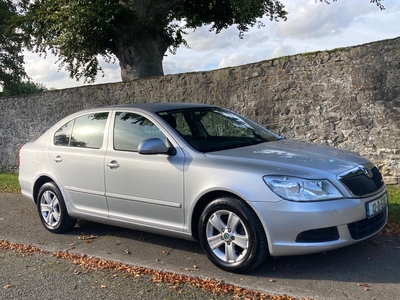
[138,138,176,155]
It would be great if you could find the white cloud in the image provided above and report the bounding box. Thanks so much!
[24,51,121,89]
[218,53,256,69]
[268,43,297,58]
[276,0,372,39]
[184,26,242,51]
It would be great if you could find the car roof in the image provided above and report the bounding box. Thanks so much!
[107,102,214,113]
[54,102,216,129]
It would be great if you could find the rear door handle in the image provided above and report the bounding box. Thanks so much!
[53,155,63,163]
[107,160,120,170]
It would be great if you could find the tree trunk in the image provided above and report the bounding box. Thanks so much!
[115,30,172,80]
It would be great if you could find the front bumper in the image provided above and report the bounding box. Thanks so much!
[252,189,388,257]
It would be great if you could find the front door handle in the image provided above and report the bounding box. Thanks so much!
[107,160,120,170]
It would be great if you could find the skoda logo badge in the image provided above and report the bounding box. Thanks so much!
[360,166,373,178]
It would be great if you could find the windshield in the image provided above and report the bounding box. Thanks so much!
[157,107,280,152]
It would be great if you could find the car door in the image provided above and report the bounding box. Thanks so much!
[104,111,185,231]
[47,112,110,217]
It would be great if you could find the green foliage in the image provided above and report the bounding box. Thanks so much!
[0,80,47,97]
[278,55,289,67]
[0,0,27,90]
[17,0,124,82]
[177,0,287,36]
[15,0,289,82]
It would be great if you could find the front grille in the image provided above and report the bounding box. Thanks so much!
[296,227,339,243]
[339,166,384,197]
[348,210,387,240]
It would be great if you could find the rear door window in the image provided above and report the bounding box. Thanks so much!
[54,120,74,146]
[53,112,109,149]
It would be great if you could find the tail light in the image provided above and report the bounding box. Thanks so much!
[18,144,25,167]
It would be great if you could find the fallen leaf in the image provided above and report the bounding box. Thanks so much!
[77,235,98,241]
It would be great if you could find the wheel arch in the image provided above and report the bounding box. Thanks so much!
[33,176,56,204]
[194,191,270,272]
[190,190,267,242]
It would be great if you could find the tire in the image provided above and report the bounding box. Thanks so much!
[198,197,268,273]
[37,182,76,233]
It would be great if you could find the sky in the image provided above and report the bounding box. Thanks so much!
[23,0,400,90]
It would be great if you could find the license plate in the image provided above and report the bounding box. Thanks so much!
[366,193,388,218]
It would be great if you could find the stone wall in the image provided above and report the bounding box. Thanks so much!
[1,37,399,184]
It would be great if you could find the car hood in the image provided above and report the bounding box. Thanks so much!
[204,139,368,176]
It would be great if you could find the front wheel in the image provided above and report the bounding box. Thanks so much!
[37,182,76,233]
[198,197,268,273]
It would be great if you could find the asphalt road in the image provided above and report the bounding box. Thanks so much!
[1,193,400,299]
[0,249,241,300]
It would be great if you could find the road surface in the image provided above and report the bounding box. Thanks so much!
[1,193,399,299]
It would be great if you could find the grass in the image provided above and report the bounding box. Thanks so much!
[1,172,399,224]
[387,185,400,224]
[0,172,20,194]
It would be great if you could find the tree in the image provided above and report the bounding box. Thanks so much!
[15,0,385,83]
[0,80,47,97]
[0,0,27,91]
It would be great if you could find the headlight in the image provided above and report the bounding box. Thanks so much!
[263,176,343,201]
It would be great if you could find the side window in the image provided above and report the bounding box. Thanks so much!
[54,112,109,149]
[54,120,74,146]
[114,112,165,152]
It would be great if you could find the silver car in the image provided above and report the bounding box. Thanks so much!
[18,102,388,273]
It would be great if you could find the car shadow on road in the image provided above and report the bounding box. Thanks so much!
[71,219,203,252]
[251,234,400,284]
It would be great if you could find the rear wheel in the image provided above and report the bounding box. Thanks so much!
[198,197,268,273]
[37,182,76,233]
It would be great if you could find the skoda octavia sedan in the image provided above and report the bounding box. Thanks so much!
[18,102,388,273]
